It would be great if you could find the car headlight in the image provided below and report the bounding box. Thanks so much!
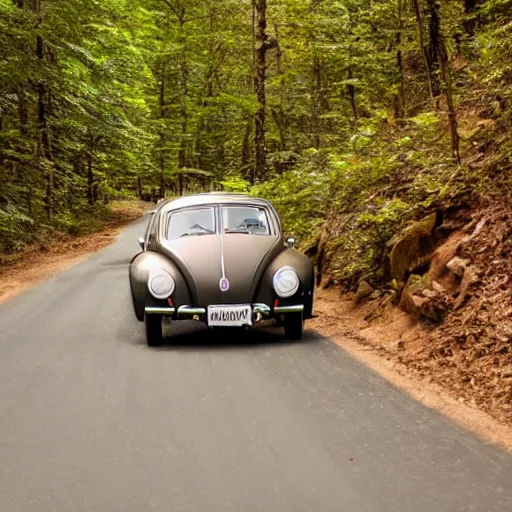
[273,266,300,298]
[148,270,175,299]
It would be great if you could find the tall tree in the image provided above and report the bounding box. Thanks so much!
[254,0,268,182]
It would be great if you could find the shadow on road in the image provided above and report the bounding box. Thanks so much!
[146,320,320,351]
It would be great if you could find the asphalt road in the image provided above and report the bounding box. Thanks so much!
[1,217,511,512]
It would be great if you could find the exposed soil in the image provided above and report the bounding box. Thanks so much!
[0,201,150,304]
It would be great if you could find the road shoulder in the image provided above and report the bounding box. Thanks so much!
[0,201,150,304]
[311,288,512,452]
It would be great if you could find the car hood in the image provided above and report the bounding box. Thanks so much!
[161,234,283,306]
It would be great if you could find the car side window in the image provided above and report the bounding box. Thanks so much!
[167,208,216,239]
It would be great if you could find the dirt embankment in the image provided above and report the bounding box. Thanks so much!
[0,201,150,304]
[311,202,512,449]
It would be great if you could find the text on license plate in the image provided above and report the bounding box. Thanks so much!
[207,305,253,327]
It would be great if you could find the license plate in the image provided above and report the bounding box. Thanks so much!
[207,305,253,327]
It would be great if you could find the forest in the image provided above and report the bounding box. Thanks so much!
[0,0,511,259]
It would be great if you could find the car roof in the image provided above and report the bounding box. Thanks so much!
[159,193,274,211]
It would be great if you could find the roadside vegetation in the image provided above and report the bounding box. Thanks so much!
[1,1,511,422]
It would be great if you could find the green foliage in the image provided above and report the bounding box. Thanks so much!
[1,0,510,268]
[358,198,410,246]
[219,177,251,193]
[409,112,440,130]
[52,206,110,236]
[252,151,332,244]
[0,205,35,252]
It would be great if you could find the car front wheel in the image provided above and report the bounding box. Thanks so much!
[145,314,163,347]
[284,312,303,340]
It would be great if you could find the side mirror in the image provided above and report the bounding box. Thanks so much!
[138,237,145,250]
[286,237,295,248]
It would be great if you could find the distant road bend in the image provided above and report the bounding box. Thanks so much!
[0,216,511,512]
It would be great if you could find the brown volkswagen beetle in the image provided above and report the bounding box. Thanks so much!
[129,193,314,346]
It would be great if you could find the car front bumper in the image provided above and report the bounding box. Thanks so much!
[144,303,304,321]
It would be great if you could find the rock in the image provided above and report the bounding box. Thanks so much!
[390,339,405,351]
[455,266,478,309]
[401,291,443,321]
[399,274,428,317]
[405,273,429,294]
[447,256,470,277]
[431,280,445,294]
[428,232,464,280]
[389,213,438,282]
[390,279,401,292]
[462,218,486,244]
[353,280,374,306]
[420,288,438,299]
[381,290,397,306]
[420,297,449,322]
[400,287,424,318]
[400,273,451,322]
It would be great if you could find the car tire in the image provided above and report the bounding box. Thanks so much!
[275,315,284,327]
[145,314,163,347]
[284,312,303,341]
[304,288,314,320]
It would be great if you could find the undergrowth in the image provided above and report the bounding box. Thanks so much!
[0,198,140,255]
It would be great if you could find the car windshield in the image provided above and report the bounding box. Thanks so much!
[223,206,270,235]
[167,208,215,239]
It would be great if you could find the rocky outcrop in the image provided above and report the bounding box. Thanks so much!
[353,280,374,306]
[400,274,453,322]
[388,213,483,323]
[388,213,439,282]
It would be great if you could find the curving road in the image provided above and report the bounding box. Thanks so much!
[1,217,511,512]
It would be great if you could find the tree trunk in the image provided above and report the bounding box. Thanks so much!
[159,61,166,198]
[18,89,28,137]
[428,0,460,163]
[25,0,55,220]
[463,0,480,35]
[347,67,358,121]
[271,107,287,151]
[253,0,268,183]
[426,0,441,97]
[178,174,184,196]
[274,23,283,75]
[311,53,322,149]
[36,37,55,221]
[310,0,326,148]
[395,0,406,119]
[87,153,94,206]
[15,88,29,184]
[161,1,189,193]
[412,0,434,100]
[439,44,460,163]
[136,175,142,199]
[241,119,252,173]
[178,12,189,174]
